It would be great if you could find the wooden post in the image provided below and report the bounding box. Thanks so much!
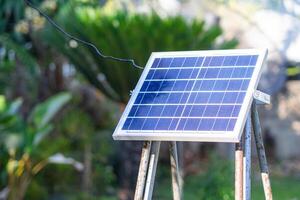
[143,141,161,200]
[243,115,252,200]
[169,142,182,200]
[235,137,243,200]
[134,141,152,200]
[251,103,273,200]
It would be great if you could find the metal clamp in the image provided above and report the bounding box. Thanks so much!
[253,90,270,105]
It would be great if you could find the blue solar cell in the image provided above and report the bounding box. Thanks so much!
[227,119,237,131]
[151,58,160,68]
[147,81,161,91]
[189,105,205,117]
[176,118,188,130]
[170,57,185,67]
[194,92,210,103]
[198,118,214,131]
[245,67,254,77]
[129,118,145,130]
[180,93,189,103]
[178,69,193,79]
[228,80,243,90]
[122,118,133,130]
[174,105,184,116]
[183,57,198,67]
[167,93,182,104]
[190,68,200,78]
[160,81,175,91]
[165,69,179,79]
[173,81,188,91]
[148,106,163,116]
[182,105,193,116]
[135,105,151,116]
[204,105,219,117]
[209,56,225,66]
[153,93,169,104]
[203,56,212,66]
[236,92,246,103]
[236,55,251,66]
[185,81,194,90]
[214,80,229,90]
[141,81,150,91]
[231,67,247,78]
[158,58,172,68]
[223,92,238,103]
[205,68,220,78]
[200,80,214,91]
[156,118,172,130]
[128,106,138,116]
[241,80,250,90]
[146,70,155,79]
[223,56,238,66]
[210,92,224,103]
[218,105,234,117]
[169,118,179,130]
[135,93,144,104]
[249,55,258,66]
[188,92,197,103]
[153,69,167,79]
[141,93,156,104]
[195,57,204,67]
[232,105,241,117]
[184,118,201,130]
[142,118,158,130]
[161,105,178,116]
[212,119,230,131]
[198,68,208,78]
[219,68,233,78]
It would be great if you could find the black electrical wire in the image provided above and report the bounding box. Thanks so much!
[24,0,143,69]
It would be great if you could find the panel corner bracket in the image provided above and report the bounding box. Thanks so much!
[253,90,270,105]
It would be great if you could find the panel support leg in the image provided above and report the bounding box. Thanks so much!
[143,141,161,200]
[235,137,244,200]
[243,114,252,200]
[169,142,183,200]
[134,141,152,200]
[251,103,273,200]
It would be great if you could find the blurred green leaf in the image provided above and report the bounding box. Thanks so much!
[29,92,72,129]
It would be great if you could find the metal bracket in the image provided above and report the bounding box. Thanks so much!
[253,90,270,105]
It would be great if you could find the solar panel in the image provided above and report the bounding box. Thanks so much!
[113,49,267,142]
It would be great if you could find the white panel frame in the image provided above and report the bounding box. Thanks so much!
[113,49,268,142]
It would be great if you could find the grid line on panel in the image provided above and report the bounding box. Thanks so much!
[140,58,177,130]
[225,55,254,131]
[174,56,210,131]
[165,57,203,131]
[122,53,260,132]
[127,58,164,130]
[153,57,190,131]
[210,56,241,131]
[189,56,225,131]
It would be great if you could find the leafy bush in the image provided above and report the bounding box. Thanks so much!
[42,4,238,103]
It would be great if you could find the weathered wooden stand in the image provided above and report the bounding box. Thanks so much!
[134,141,182,200]
[235,91,273,200]
[134,91,273,200]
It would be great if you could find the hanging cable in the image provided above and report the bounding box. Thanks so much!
[24,0,143,69]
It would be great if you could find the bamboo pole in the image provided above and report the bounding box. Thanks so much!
[235,137,244,200]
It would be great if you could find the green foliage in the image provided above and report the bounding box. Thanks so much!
[0,92,71,199]
[42,4,238,103]
[156,154,234,200]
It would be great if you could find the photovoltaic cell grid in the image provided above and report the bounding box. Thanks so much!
[122,54,258,132]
